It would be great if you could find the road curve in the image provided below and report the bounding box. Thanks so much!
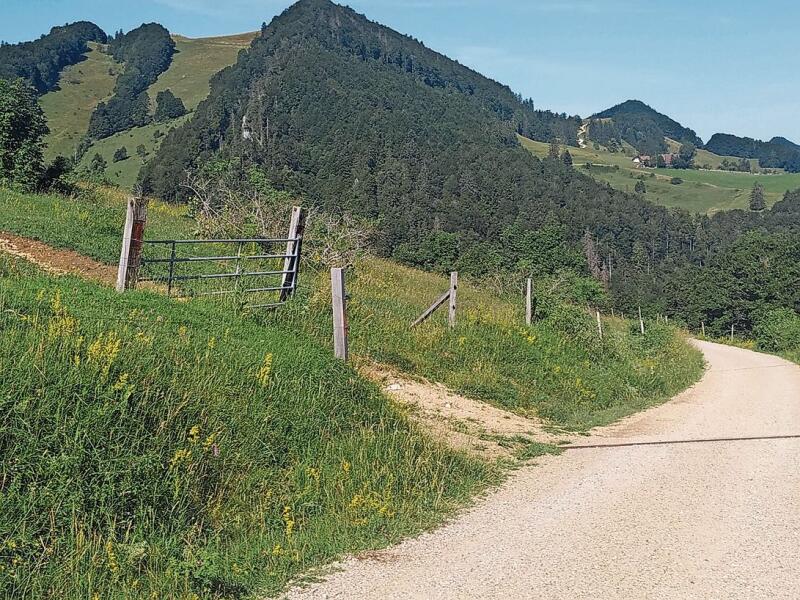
[286,340,800,599]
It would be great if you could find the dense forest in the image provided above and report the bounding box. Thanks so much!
[0,21,107,94]
[86,23,175,139]
[139,0,800,338]
[706,133,800,172]
[589,100,703,156]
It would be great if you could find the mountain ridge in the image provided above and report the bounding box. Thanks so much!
[588,99,703,155]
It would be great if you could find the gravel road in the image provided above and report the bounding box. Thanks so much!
[286,340,800,599]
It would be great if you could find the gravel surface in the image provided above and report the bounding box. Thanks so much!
[285,340,800,599]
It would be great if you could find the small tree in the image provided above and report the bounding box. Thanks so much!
[113,146,129,162]
[154,89,186,122]
[750,182,766,211]
[635,179,646,194]
[136,144,147,163]
[561,149,573,166]
[0,78,49,190]
[89,153,107,174]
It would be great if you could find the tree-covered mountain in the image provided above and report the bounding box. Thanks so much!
[137,0,800,337]
[706,133,800,172]
[86,23,175,139]
[770,136,800,152]
[588,99,703,156]
[0,22,107,94]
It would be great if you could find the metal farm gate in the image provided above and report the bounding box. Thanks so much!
[117,199,306,310]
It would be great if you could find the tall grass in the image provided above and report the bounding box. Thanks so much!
[272,260,705,430]
[0,186,192,264]
[0,256,491,598]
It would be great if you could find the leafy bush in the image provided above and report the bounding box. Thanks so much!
[670,176,683,185]
[753,308,800,353]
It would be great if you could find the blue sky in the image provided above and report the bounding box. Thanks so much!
[3,0,798,142]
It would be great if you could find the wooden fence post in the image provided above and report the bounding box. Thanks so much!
[701,321,706,337]
[116,195,147,292]
[331,268,348,361]
[638,306,645,335]
[448,271,458,328]
[730,323,734,342]
[280,206,307,301]
[525,278,533,326]
[596,310,603,339]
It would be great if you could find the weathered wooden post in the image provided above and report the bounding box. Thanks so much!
[596,310,603,339]
[280,206,307,301]
[638,306,645,335]
[448,271,458,328]
[730,323,734,342]
[525,278,533,326]
[331,268,347,361]
[116,194,148,292]
[701,321,706,337]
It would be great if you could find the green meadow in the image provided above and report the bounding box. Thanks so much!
[519,135,800,214]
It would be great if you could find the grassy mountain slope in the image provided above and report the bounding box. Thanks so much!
[39,43,120,160]
[520,136,800,213]
[148,32,256,112]
[78,115,191,188]
[38,32,253,183]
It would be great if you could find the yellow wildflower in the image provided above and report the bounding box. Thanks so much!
[282,506,295,538]
[112,373,129,391]
[257,353,274,386]
[105,540,119,575]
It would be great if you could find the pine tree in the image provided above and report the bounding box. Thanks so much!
[548,137,561,159]
[561,149,573,166]
[749,182,766,211]
[635,179,646,194]
[112,146,128,162]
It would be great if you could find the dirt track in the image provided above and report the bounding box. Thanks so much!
[286,340,800,599]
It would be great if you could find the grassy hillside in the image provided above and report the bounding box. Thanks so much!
[39,43,120,160]
[0,186,704,430]
[40,33,254,187]
[287,261,704,430]
[0,186,705,596]
[149,33,256,112]
[520,135,800,213]
[77,116,191,189]
[694,148,759,171]
[0,255,490,598]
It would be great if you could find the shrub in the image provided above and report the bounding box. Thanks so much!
[753,308,800,353]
